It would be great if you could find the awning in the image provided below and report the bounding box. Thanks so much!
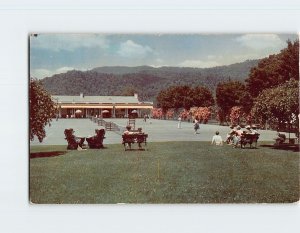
[115,105,153,109]
[60,105,113,109]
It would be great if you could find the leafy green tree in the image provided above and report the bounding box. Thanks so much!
[156,88,173,114]
[172,85,194,110]
[30,78,56,142]
[156,85,214,114]
[251,79,299,131]
[192,86,214,107]
[216,81,252,124]
[157,86,193,111]
[246,40,299,98]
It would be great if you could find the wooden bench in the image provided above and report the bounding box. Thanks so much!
[122,133,148,151]
[274,134,299,148]
[240,133,260,148]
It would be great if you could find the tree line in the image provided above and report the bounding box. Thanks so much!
[155,40,299,130]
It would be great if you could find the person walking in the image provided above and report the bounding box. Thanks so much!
[194,119,200,134]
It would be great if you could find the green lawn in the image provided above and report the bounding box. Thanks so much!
[30,142,299,204]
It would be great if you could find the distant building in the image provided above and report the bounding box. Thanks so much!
[52,93,153,118]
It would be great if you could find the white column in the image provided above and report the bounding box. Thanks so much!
[112,105,116,118]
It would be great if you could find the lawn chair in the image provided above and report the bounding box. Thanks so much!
[86,129,106,149]
[64,128,85,150]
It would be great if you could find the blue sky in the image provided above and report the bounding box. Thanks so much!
[30,33,298,79]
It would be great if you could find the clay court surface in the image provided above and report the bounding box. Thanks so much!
[30,118,277,146]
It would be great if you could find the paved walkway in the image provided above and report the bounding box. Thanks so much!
[31,118,278,146]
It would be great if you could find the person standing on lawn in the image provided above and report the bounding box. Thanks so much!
[178,116,182,129]
[194,119,200,134]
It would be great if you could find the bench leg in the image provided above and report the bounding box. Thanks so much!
[124,143,132,150]
[138,143,141,150]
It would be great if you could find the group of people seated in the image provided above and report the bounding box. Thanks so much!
[122,125,146,149]
[225,125,259,148]
[123,125,144,135]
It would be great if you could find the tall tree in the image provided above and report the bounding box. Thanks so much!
[251,79,299,131]
[246,40,299,98]
[172,85,194,110]
[156,85,214,113]
[216,81,252,124]
[192,86,215,107]
[30,78,56,142]
[156,88,173,113]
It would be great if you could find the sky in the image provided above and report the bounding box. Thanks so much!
[30,33,298,79]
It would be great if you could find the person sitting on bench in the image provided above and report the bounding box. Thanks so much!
[275,132,286,145]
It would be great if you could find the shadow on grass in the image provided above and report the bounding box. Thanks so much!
[124,148,147,152]
[30,151,67,159]
[260,144,300,152]
[240,146,259,149]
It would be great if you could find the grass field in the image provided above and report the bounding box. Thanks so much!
[30,142,299,204]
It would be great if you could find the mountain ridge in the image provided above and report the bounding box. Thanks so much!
[40,59,259,102]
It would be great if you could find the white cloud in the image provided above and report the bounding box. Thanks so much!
[117,40,153,58]
[207,55,216,60]
[207,55,223,60]
[31,66,87,79]
[155,58,164,63]
[233,53,265,61]
[30,69,53,79]
[148,58,166,68]
[236,34,285,50]
[56,66,75,73]
[31,34,109,51]
[178,59,220,68]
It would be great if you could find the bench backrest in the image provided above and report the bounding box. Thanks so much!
[64,128,77,143]
[122,134,148,142]
[95,128,105,139]
[241,133,260,141]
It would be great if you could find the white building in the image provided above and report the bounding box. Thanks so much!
[52,93,153,118]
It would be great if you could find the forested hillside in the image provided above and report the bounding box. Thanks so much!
[40,59,259,101]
